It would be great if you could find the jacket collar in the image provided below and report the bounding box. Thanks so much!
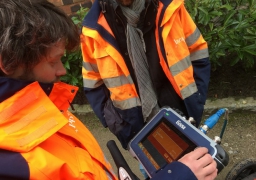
[0,77,53,103]
[0,77,78,112]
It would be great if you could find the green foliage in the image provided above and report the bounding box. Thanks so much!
[185,0,256,70]
[61,50,83,87]
[60,7,89,88]
[71,7,90,29]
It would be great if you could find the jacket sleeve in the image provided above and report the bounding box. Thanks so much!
[177,4,211,126]
[0,149,30,179]
[81,31,109,127]
[83,85,109,127]
[150,161,197,180]
[180,4,211,104]
[192,58,211,104]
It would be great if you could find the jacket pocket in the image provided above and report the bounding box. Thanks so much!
[104,99,126,135]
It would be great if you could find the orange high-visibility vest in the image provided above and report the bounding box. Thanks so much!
[81,0,208,111]
[0,81,117,180]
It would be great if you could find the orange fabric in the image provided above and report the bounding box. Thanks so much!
[0,82,117,180]
[49,82,78,111]
[155,2,182,97]
[81,0,208,101]
[98,13,115,37]
[156,1,207,96]
[109,84,138,101]
[81,27,131,78]
[81,26,138,101]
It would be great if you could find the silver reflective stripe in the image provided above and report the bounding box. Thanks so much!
[190,48,209,61]
[170,56,192,76]
[180,82,198,99]
[113,97,141,110]
[17,118,58,147]
[83,61,99,73]
[5,106,46,134]
[83,78,104,88]
[185,28,201,47]
[103,75,133,88]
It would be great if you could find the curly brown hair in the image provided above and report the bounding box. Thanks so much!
[0,0,80,75]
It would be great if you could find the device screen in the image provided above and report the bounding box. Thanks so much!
[138,117,197,170]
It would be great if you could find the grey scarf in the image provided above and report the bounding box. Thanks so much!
[119,0,159,121]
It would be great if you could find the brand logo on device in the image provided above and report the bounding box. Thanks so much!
[176,120,186,130]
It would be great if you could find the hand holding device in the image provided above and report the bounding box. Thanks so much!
[179,147,218,180]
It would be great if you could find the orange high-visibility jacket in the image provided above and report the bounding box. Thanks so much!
[0,80,117,180]
[81,0,210,148]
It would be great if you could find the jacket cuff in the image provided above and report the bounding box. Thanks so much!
[150,161,197,180]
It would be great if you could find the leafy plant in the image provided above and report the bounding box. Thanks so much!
[61,50,83,87]
[185,0,256,70]
[61,7,89,88]
[71,6,90,29]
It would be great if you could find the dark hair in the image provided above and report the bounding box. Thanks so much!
[0,0,80,75]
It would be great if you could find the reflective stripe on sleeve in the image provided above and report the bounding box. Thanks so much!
[83,78,104,88]
[180,82,197,99]
[170,56,192,76]
[83,61,99,73]
[190,48,209,61]
[112,97,141,110]
[185,28,201,47]
[103,75,133,88]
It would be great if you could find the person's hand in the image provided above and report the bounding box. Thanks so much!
[178,147,218,180]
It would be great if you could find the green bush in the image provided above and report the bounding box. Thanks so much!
[185,0,256,70]
[61,7,89,89]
